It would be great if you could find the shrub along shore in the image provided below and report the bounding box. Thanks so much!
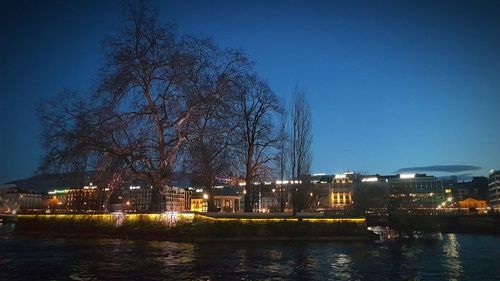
[14,213,370,241]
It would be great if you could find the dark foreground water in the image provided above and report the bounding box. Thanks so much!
[0,225,499,281]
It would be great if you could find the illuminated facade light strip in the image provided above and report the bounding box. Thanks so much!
[400,173,416,179]
[194,214,365,223]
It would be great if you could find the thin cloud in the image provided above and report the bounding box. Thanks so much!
[395,165,482,173]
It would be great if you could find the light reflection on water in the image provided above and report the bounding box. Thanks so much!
[443,234,463,281]
[1,226,499,281]
[330,253,355,280]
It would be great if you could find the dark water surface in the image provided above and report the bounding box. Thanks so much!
[0,225,499,281]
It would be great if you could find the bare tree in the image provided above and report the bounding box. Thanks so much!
[290,88,313,214]
[276,97,289,212]
[184,94,239,212]
[37,90,98,185]
[236,76,281,212]
[38,2,252,212]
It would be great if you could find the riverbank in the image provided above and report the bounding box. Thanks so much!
[14,213,369,242]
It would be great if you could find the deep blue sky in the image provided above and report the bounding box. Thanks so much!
[1,0,499,184]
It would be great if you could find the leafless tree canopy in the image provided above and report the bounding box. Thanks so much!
[290,89,313,180]
[38,2,277,211]
[276,97,289,212]
[183,88,240,211]
[236,76,281,212]
[290,88,313,214]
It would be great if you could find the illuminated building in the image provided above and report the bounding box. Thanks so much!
[458,198,487,209]
[489,170,500,210]
[190,198,207,212]
[46,184,103,213]
[326,173,356,212]
[259,196,279,213]
[116,185,188,212]
[189,187,243,213]
[121,185,152,212]
[457,177,489,201]
[0,186,42,214]
[214,187,242,212]
[164,186,188,212]
[355,175,390,215]
[387,174,444,211]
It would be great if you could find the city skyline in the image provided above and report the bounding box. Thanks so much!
[2,0,500,183]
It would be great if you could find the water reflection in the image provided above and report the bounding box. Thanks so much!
[1,227,499,281]
[330,253,354,280]
[443,234,463,281]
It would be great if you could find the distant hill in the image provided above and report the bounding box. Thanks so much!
[6,172,94,193]
[4,171,195,193]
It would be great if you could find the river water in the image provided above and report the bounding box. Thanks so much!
[0,224,499,280]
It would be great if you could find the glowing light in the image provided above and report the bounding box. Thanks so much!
[335,174,347,179]
[447,197,453,202]
[361,177,378,182]
[238,182,246,186]
[203,193,209,199]
[48,189,68,195]
[264,181,272,185]
[126,201,130,205]
[194,214,366,224]
[161,211,179,226]
[112,212,125,227]
[400,173,416,179]
[104,188,110,191]
[445,189,452,194]
[276,180,289,185]
[129,186,140,190]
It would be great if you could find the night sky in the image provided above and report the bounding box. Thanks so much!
[1,0,499,184]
